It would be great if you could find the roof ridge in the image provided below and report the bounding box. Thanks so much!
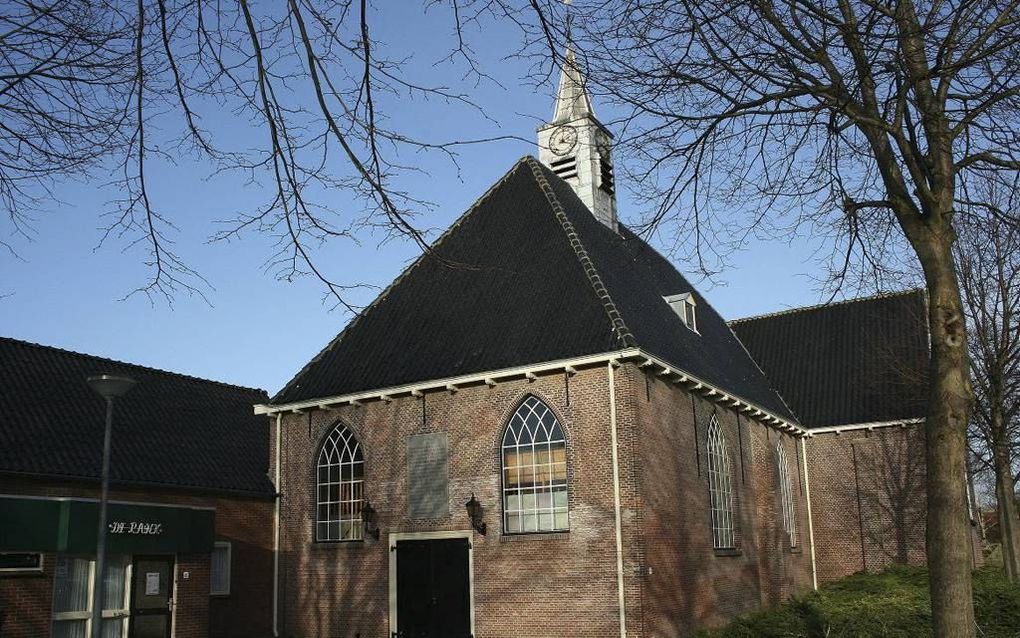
[0,336,268,396]
[728,288,925,325]
[523,157,637,348]
[272,157,534,402]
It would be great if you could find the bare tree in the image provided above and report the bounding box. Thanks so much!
[0,0,525,308]
[539,2,1020,635]
[6,1,1020,633]
[957,205,1020,582]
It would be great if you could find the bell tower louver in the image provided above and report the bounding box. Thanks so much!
[537,39,618,231]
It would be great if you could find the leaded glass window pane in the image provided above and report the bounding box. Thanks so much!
[706,416,736,549]
[315,423,365,541]
[502,396,569,533]
[777,442,797,547]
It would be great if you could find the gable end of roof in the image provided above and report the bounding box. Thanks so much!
[273,158,534,403]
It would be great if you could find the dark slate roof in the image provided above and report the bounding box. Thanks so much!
[730,290,930,428]
[274,156,795,420]
[0,337,274,496]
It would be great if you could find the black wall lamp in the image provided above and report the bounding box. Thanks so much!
[465,493,487,535]
[361,501,380,540]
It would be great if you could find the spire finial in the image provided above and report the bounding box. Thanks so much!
[550,0,593,124]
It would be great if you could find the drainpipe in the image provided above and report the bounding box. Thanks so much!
[272,413,282,636]
[799,437,818,590]
[607,361,627,638]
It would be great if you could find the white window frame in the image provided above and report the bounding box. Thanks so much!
[315,422,365,542]
[501,396,570,534]
[663,293,698,333]
[0,552,43,573]
[776,442,798,547]
[50,555,132,638]
[210,541,232,596]
[706,415,736,550]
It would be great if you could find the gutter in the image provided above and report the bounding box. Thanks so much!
[800,438,818,590]
[257,349,641,415]
[272,413,282,637]
[607,360,627,638]
[254,348,807,439]
[0,470,275,501]
[805,418,923,436]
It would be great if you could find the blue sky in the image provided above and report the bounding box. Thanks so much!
[0,5,838,394]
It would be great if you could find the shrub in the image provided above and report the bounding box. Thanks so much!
[696,566,1020,638]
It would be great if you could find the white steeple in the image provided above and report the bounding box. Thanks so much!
[537,14,618,231]
[551,48,595,124]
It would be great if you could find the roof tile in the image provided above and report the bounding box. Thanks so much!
[730,290,929,428]
[0,337,274,495]
[274,156,794,420]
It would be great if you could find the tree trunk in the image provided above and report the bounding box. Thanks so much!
[918,231,976,638]
[992,431,1020,582]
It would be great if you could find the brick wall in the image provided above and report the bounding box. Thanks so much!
[805,424,984,585]
[0,554,53,638]
[274,363,816,638]
[630,367,811,637]
[0,476,274,638]
[805,426,928,583]
[276,366,629,638]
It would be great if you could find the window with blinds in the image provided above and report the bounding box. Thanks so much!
[211,542,232,595]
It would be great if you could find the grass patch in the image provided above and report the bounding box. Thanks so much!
[696,565,1020,638]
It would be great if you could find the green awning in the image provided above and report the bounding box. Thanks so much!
[0,497,215,554]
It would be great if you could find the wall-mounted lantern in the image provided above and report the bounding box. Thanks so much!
[361,500,380,540]
[465,493,487,535]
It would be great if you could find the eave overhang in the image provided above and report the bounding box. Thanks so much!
[256,348,814,437]
[257,349,926,440]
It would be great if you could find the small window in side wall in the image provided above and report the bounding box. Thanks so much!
[0,552,42,573]
[663,293,698,333]
[210,542,231,595]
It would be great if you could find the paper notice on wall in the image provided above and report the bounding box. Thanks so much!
[145,572,160,596]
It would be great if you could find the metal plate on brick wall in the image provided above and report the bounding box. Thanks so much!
[407,433,450,518]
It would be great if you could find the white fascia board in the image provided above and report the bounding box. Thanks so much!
[254,346,809,439]
[805,418,924,436]
[635,351,808,437]
[254,348,642,415]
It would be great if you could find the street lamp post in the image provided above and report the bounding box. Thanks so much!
[87,374,136,638]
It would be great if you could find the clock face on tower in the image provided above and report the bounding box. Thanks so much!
[549,125,578,156]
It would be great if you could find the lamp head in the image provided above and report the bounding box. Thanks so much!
[361,500,380,540]
[465,493,487,535]
[87,374,137,400]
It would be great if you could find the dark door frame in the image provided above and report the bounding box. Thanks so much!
[128,554,176,638]
[388,530,475,636]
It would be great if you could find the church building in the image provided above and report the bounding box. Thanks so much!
[261,40,965,638]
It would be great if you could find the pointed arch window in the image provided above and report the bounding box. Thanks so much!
[315,423,364,542]
[502,396,569,533]
[706,415,736,549]
[777,442,797,547]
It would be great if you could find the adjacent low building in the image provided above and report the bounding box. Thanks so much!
[0,337,275,638]
[732,290,983,583]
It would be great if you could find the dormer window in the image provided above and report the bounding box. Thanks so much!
[664,293,698,332]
